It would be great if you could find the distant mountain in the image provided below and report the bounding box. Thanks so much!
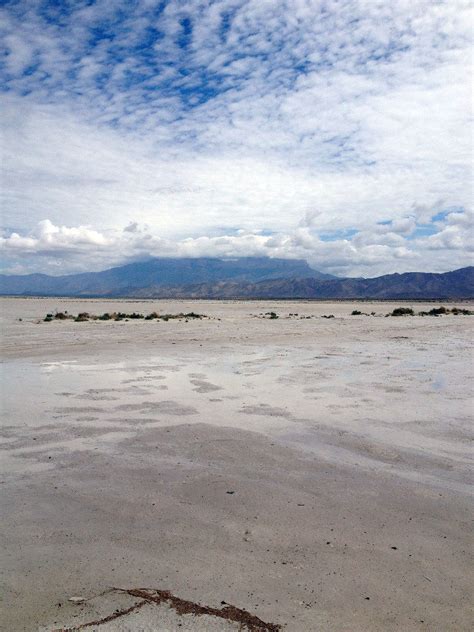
[0,259,472,299]
[122,266,474,300]
[143,267,474,300]
[0,257,333,297]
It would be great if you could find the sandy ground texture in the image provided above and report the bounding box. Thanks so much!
[0,297,473,631]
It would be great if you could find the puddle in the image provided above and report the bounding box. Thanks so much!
[431,374,446,392]
[1,345,471,488]
[0,350,292,433]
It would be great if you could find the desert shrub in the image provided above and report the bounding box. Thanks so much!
[389,307,414,316]
[322,314,334,319]
[428,306,447,315]
[265,311,278,319]
[44,315,53,322]
[418,307,446,316]
[351,310,362,315]
[57,310,211,323]
[451,307,473,315]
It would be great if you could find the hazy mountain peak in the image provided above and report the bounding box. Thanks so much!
[0,256,334,296]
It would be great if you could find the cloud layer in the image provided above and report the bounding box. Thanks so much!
[2,208,472,278]
[1,0,473,275]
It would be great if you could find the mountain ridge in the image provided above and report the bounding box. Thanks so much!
[0,257,331,296]
[121,267,474,300]
[0,259,472,299]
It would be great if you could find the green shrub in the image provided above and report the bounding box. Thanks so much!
[389,307,414,316]
[419,306,451,316]
[75,312,89,322]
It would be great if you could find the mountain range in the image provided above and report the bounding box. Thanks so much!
[0,257,472,299]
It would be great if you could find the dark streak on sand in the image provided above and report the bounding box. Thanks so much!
[54,599,148,631]
[114,400,198,415]
[54,587,280,631]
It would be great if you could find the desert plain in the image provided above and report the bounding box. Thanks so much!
[0,297,472,631]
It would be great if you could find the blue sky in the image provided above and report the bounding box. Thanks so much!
[0,0,472,276]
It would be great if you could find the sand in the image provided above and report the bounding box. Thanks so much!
[0,297,473,631]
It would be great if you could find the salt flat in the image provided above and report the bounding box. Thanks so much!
[0,298,473,631]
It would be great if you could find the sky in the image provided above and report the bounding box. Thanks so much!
[0,0,472,277]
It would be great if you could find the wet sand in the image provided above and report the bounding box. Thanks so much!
[0,298,473,631]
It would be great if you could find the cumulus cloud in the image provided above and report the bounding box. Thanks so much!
[0,0,473,275]
[1,210,472,277]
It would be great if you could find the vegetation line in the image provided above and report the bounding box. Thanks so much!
[43,310,207,322]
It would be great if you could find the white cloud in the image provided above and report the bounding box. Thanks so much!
[0,0,472,275]
[1,211,472,277]
[423,211,474,252]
